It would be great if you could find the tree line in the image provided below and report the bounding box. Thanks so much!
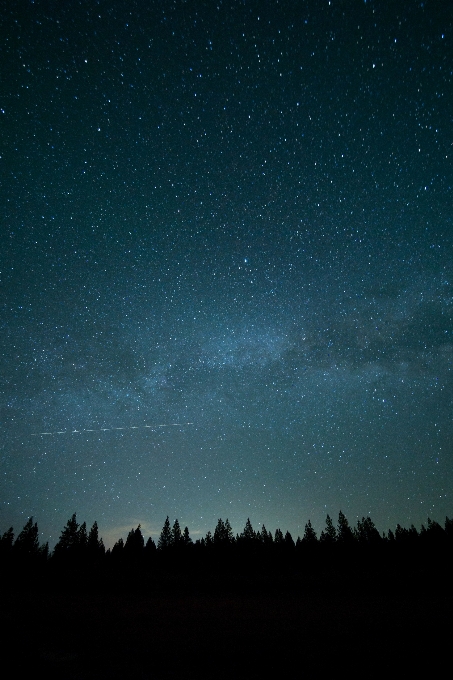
[2,510,453,577]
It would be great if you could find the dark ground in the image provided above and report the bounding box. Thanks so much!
[4,571,451,678]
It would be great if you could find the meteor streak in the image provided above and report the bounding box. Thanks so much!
[31,423,193,436]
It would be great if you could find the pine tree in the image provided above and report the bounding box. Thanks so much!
[274,528,284,544]
[111,537,124,558]
[337,510,355,544]
[284,531,295,549]
[145,536,156,554]
[214,518,227,545]
[158,516,173,550]
[14,517,40,557]
[355,517,382,545]
[78,521,88,551]
[125,525,145,555]
[182,526,192,546]
[225,519,234,544]
[53,513,80,557]
[242,518,256,541]
[302,520,318,545]
[260,524,273,545]
[0,527,14,554]
[87,521,105,557]
[172,519,182,547]
[319,514,337,544]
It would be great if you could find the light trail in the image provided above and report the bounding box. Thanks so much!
[31,423,194,436]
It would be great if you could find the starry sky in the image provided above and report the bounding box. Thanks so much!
[1,0,452,547]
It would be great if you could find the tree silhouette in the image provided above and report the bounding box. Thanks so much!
[214,518,234,546]
[320,514,337,545]
[302,520,318,545]
[239,518,256,545]
[14,517,40,558]
[87,521,105,558]
[0,527,14,554]
[182,526,192,546]
[274,528,284,544]
[337,511,355,545]
[355,517,382,545]
[111,537,124,560]
[260,524,273,546]
[53,513,80,557]
[158,517,172,550]
[145,536,157,555]
[125,525,145,556]
[172,519,182,547]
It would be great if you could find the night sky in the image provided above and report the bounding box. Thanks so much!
[1,0,452,548]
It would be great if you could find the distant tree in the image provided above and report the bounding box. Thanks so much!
[158,517,172,551]
[111,537,124,558]
[0,527,14,554]
[319,515,337,544]
[337,511,355,545]
[78,521,88,550]
[355,517,382,545]
[239,518,256,544]
[260,524,273,546]
[38,542,50,562]
[284,531,295,549]
[145,536,157,555]
[204,531,213,547]
[445,516,453,539]
[87,521,105,558]
[274,528,284,544]
[426,517,444,537]
[14,517,40,558]
[214,519,226,545]
[171,519,182,547]
[125,525,145,555]
[394,524,406,542]
[302,520,318,545]
[386,528,395,542]
[182,526,192,546]
[53,513,80,557]
[214,518,234,546]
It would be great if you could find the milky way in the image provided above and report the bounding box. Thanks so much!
[1,1,452,546]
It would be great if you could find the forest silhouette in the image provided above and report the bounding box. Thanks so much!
[2,511,452,678]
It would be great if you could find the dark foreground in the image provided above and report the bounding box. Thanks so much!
[4,573,451,679]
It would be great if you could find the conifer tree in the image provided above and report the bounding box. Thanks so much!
[274,528,284,544]
[302,520,318,545]
[225,519,234,544]
[78,521,88,550]
[158,516,172,550]
[54,513,80,556]
[145,536,156,554]
[182,526,192,546]
[355,516,381,545]
[14,517,40,557]
[337,510,355,544]
[320,514,337,544]
[111,537,124,558]
[260,524,273,545]
[239,518,256,545]
[284,531,295,548]
[172,519,182,547]
[214,518,227,545]
[87,521,105,557]
[125,525,145,554]
[0,527,14,553]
